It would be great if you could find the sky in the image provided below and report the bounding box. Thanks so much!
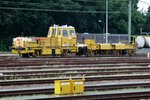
[138,0,150,12]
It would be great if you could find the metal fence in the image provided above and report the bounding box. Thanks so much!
[77,34,128,43]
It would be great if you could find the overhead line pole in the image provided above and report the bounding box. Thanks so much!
[106,0,108,43]
[128,0,131,43]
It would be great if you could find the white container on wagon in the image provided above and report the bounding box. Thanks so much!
[135,36,145,48]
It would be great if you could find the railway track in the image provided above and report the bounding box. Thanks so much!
[1,54,150,99]
[28,90,150,100]
[1,70,150,80]
[1,81,150,97]
[0,65,150,80]
[1,74,150,86]
[0,57,150,67]
[0,63,149,70]
[0,66,149,74]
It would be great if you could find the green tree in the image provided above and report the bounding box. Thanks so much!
[144,7,150,32]
[0,0,147,51]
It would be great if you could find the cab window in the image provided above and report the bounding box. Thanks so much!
[63,30,68,36]
[69,30,75,36]
[58,30,61,35]
[52,28,56,36]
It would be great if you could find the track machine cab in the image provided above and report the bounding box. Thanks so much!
[47,25,77,47]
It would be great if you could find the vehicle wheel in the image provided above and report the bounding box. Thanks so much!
[32,53,37,58]
[128,50,136,56]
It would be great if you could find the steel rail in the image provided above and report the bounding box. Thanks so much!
[27,90,150,100]
[1,70,150,80]
[1,74,150,86]
[0,67,149,75]
[0,63,148,70]
[1,82,150,97]
[1,58,150,67]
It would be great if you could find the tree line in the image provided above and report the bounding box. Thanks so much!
[0,0,149,51]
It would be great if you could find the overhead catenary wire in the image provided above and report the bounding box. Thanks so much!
[73,0,137,3]
[0,0,130,11]
[0,0,137,6]
[0,1,106,8]
[0,0,135,13]
[0,7,128,13]
[0,0,130,13]
[0,3,106,9]
[0,0,135,7]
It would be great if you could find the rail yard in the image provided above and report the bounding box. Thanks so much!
[0,49,150,100]
[1,0,150,99]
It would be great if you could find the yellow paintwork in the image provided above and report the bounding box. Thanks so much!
[42,49,61,55]
[55,49,61,54]
[85,39,99,50]
[100,44,114,50]
[12,25,78,56]
[124,44,136,49]
[38,38,57,47]
[20,49,35,54]
[41,25,77,55]
[114,44,126,50]
[71,79,84,94]
[27,42,39,47]
[114,44,135,50]
[70,46,78,53]
[11,49,18,54]
[55,80,71,95]
[12,25,136,56]
[41,49,52,55]
[47,25,77,47]
[84,39,95,44]
[55,79,84,95]
[88,44,99,50]
[85,40,136,51]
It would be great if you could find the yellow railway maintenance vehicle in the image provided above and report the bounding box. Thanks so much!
[12,25,78,57]
[12,25,136,57]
